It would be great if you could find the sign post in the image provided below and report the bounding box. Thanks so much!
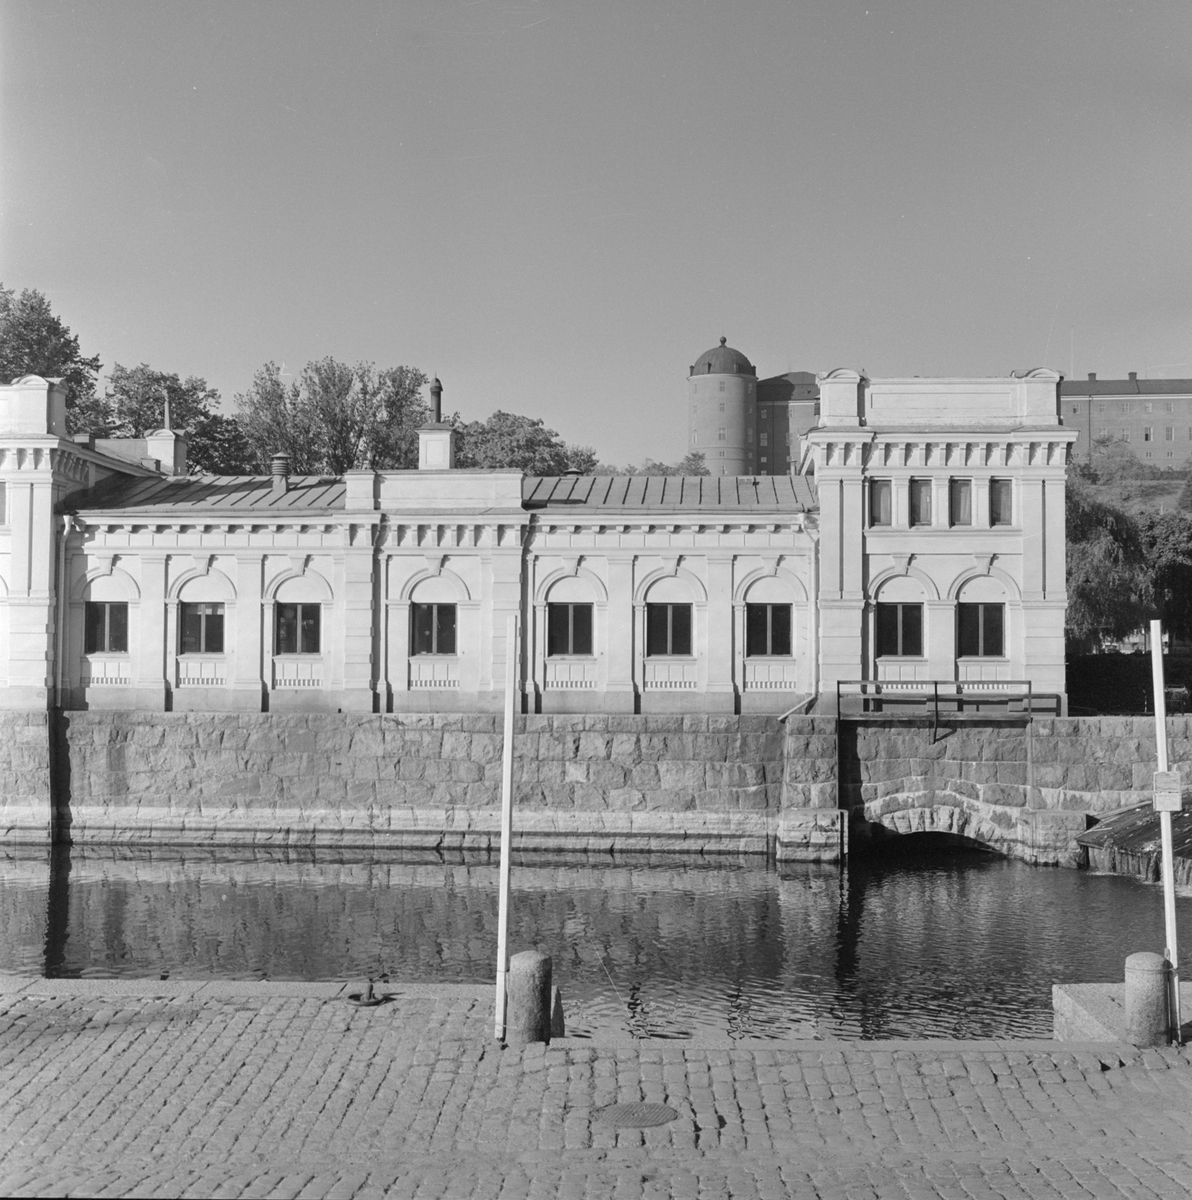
[494,613,519,1041]
[1148,619,1183,1044]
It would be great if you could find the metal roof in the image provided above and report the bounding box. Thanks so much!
[1061,378,1192,397]
[66,474,347,515]
[522,474,815,513]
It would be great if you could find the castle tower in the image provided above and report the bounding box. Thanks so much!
[688,337,756,475]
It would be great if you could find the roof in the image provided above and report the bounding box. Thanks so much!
[691,337,754,377]
[757,372,819,403]
[1061,377,1192,397]
[65,474,347,515]
[522,474,816,513]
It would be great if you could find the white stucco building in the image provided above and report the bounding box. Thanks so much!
[0,348,1077,716]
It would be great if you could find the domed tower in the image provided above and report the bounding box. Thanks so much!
[688,337,757,475]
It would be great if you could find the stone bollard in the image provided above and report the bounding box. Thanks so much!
[506,951,552,1046]
[1125,952,1171,1046]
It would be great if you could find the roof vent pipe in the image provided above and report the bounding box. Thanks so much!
[270,452,291,494]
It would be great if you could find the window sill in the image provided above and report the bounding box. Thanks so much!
[745,655,794,661]
[645,655,697,661]
[547,654,596,661]
[410,653,459,659]
[83,652,130,658]
[273,652,324,659]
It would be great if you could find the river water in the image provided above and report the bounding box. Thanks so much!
[1,844,1189,1040]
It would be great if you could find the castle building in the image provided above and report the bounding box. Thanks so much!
[0,346,1076,716]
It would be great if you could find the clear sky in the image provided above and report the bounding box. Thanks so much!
[3,1,1191,466]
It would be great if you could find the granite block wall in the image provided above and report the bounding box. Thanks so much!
[0,711,52,843]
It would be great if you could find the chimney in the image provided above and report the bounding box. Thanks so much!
[418,376,455,470]
[1128,371,1138,382]
[271,452,291,494]
[1087,373,1097,381]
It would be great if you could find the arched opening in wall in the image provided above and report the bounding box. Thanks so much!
[872,575,928,686]
[741,575,798,695]
[864,830,1002,859]
[542,575,598,694]
[642,574,699,694]
[271,573,332,693]
[406,574,465,691]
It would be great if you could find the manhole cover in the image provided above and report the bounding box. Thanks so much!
[594,1102,678,1128]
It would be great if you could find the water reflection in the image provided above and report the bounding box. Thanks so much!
[3,844,1190,1040]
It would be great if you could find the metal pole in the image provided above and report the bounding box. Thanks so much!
[1149,619,1182,1043]
[494,612,519,1041]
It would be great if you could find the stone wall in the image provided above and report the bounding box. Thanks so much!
[841,716,1192,866]
[55,712,798,854]
[0,711,52,843]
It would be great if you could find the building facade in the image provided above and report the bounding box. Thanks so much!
[1062,373,1192,466]
[0,352,1076,716]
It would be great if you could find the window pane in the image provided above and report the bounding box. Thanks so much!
[571,604,593,656]
[910,479,932,526]
[875,604,899,657]
[85,602,106,654]
[205,608,224,654]
[181,605,203,654]
[745,604,769,656]
[901,604,922,656]
[950,480,972,526]
[769,604,792,656]
[547,604,570,656]
[958,604,981,657]
[300,605,320,654]
[411,604,434,655]
[435,605,456,655]
[276,604,298,654]
[870,480,892,526]
[990,479,1012,526]
[670,604,692,656]
[645,604,669,656]
[983,604,1004,657]
[108,603,128,653]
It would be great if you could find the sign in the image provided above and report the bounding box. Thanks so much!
[1153,770,1184,812]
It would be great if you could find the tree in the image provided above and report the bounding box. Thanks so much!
[235,358,429,475]
[1065,478,1151,645]
[1137,511,1192,640]
[101,363,256,475]
[616,451,710,476]
[454,410,598,475]
[0,285,102,429]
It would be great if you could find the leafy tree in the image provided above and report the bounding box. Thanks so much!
[1137,511,1192,639]
[454,410,598,475]
[0,285,102,429]
[235,359,429,474]
[606,451,710,476]
[1065,478,1151,644]
[101,363,255,475]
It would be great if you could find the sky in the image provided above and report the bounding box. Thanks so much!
[3,0,1191,466]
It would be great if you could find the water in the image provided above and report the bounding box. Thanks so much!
[2,844,1189,1041]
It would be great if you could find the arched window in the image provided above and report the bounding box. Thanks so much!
[875,577,926,658]
[274,575,329,655]
[743,576,794,658]
[177,575,233,655]
[645,576,694,657]
[956,577,1008,658]
[545,576,595,657]
[408,576,461,656]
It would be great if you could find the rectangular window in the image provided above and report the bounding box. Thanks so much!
[760,432,768,446]
[645,603,692,656]
[1121,402,1131,414]
[547,603,593,656]
[957,603,1005,657]
[718,427,726,441]
[276,603,321,654]
[745,604,792,657]
[949,479,972,526]
[718,401,725,412]
[84,601,128,654]
[1097,402,1106,414]
[1167,401,1175,413]
[1097,427,1110,437]
[909,479,932,526]
[719,381,725,392]
[875,603,923,657]
[1145,402,1153,413]
[1166,427,1175,441]
[1122,429,1131,442]
[989,478,1013,526]
[0,481,6,524]
[180,602,224,654]
[410,603,456,655]
[1144,427,1153,442]
[869,479,892,526]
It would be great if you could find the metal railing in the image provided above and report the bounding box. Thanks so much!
[835,679,1060,735]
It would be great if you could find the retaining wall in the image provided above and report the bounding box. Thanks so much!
[0,711,52,841]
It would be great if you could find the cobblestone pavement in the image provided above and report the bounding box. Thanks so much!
[2,979,1192,1199]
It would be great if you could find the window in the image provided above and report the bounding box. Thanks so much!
[760,432,768,446]
[1146,451,1153,458]
[1097,427,1110,437]
[1122,429,1132,442]
[909,479,932,527]
[718,450,725,458]
[718,427,726,441]
[85,602,128,653]
[989,478,1013,526]
[869,479,892,526]
[180,602,224,654]
[718,401,725,412]
[645,603,692,656]
[719,381,725,392]
[276,603,320,654]
[1121,402,1131,414]
[949,479,972,526]
[1097,402,1106,414]
[1145,402,1153,413]
[0,481,6,524]
[745,604,792,657]
[1167,401,1175,413]
[1144,427,1153,442]
[1071,405,1079,414]
[1166,427,1175,441]
[547,603,593,656]
[1168,452,1175,458]
[875,603,922,657]
[957,603,1004,657]
[410,603,456,655]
